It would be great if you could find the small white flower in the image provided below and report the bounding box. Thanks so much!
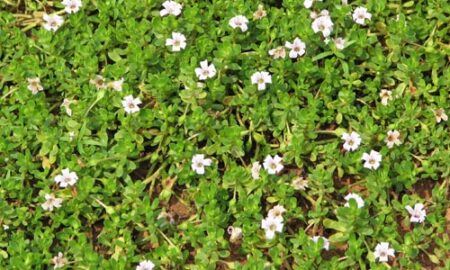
[311,236,330,250]
[90,75,107,90]
[380,89,393,105]
[268,46,286,59]
[341,131,361,152]
[227,226,243,243]
[344,193,365,208]
[52,252,68,269]
[191,154,212,175]
[229,15,249,32]
[41,194,63,212]
[304,0,322,8]
[136,260,155,270]
[62,0,82,14]
[292,176,309,190]
[374,242,395,262]
[251,71,272,91]
[61,98,75,116]
[312,12,334,37]
[263,155,283,175]
[27,77,44,94]
[319,10,329,17]
[352,7,372,25]
[122,95,142,114]
[160,0,182,17]
[195,60,216,80]
[385,130,401,149]
[54,168,79,188]
[253,5,267,20]
[108,78,124,91]
[434,108,448,123]
[362,150,382,170]
[261,216,283,240]
[334,37,345,50]
[43,13,64,32]
[166,32,187,52]
[285,38,306,58]
[405,203,426,223]
[304,0,314,8]
[2,224,9,230]
[251,162,262,180]
[268,205,286,220]
[68,131,75,141]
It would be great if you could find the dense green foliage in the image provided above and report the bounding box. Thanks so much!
[0,0,449,269]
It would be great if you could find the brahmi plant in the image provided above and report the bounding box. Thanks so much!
[0,0,449,269]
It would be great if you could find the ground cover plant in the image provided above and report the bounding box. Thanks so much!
[0,0,449,269]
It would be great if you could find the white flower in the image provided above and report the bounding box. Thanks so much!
[191,154,212,175]
[90,75,107,90]
[380,89,393,105]
[312,12,334,37]
[253,5,267,20]
[166,32,186,52]
[229,15,249,32]
[227,226,243,243]
[27,77,44,94]
[160,1,182,17]
[352,7,372,25]
[268,46,286,59]
[52,252,68,269]
[43,13,64,32]
[406,203,426,223]
[261,216,283,240]
[61,98,75,116]
[68,132,76,141]
[334,37,345,50]
[122,95,142,114]
[385,130,401,148]
[108,78,124,91]
[341,131,361,152]
[374,242,395,262]
[292,176,309,190]
[311,236,330,250]
[54,168,78,188]
[195,60,216,80]
[304,0,322,8]
[62,0,82,14]
[285,38,306,58]
[42,194,63,212]
[362,150,382,170]
[2,224,9,230]
[344,193,365,208]
[268,205,286,220]
[251,162,261,180]
[263,155,283,175]
[251,71,272,91]
[304,0,314,8]
[136,260,155,270]
[434,108,448,123]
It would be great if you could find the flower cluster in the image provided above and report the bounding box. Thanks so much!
[261,205,286,240]
[42,0,82,32]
